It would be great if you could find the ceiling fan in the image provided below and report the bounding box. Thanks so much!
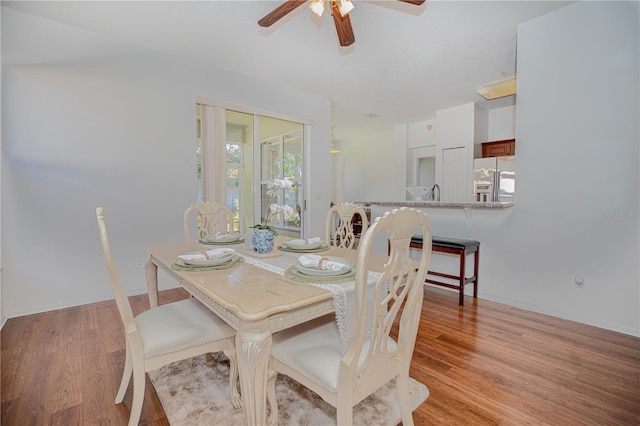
[258,0,426,47]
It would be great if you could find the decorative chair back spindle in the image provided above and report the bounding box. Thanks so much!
[184,201,234,242]
[325,202,369,249]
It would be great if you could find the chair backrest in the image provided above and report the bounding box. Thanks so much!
[95,207,138,338]
[324,202,369,249]
[184,201,234,242]
[342,207,431,385]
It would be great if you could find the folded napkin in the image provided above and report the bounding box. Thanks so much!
[179,248,235,261]
[210,232,239,240]
[298,254,347,271]
[287,237,321,246]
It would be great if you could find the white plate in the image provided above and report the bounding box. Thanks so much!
[285,240,323,250]
[295,257,354,276]
[179,251,234,266]
[206,233,242,243]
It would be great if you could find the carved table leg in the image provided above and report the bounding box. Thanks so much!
[224,348,242,409]
[144,258,159,308]
[266,367,278,426]
[236,328,272,426]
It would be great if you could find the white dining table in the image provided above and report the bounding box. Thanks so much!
[144,238,368,425]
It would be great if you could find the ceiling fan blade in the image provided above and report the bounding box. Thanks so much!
[331,6,355,47]
[396,0,426,5]
[258,0,307,27]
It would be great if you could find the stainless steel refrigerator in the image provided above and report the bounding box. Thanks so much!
[473,155,515,202]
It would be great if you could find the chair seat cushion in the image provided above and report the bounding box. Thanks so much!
[136,298,235,358]
[271,314,397,393]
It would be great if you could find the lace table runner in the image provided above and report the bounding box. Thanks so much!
[237,251,380,348]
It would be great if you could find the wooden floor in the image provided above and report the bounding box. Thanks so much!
[2,286,639,425]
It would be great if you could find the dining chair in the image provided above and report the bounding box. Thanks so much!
[324,202,369,249]
[184,201,234,242]
[268,207,432,425]
[96,207,240,426]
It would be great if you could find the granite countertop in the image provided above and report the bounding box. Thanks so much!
[358,201,514,209]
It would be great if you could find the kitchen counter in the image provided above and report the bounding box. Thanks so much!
[362,201,514,268]
[357,201,514,209]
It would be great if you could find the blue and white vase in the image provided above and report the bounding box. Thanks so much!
[252,230,275,254]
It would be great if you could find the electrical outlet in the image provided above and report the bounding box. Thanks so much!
[574,272,585,288]
[136,258,146,269]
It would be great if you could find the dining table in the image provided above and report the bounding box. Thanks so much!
[144,235,379,426]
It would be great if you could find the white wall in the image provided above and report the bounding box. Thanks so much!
[511,0,638,334]
[333,129,404,202]
[1,8,332,319]
[473,104,489,159]
[488,105,516,141]
[407,119,436,149]
[370,1,639,336]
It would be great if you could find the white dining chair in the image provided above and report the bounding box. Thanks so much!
[96,207,240,426]
[324,202,369,249]
[268,207,432,425]
[184,201,234,242]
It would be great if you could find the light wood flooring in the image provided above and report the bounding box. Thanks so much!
[2,286,639,425]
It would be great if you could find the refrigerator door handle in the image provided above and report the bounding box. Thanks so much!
[493,167,499,202]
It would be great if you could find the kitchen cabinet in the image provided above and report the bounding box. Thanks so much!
[482,139,515,157]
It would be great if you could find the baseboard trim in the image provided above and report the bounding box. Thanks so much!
[2,283,180,320]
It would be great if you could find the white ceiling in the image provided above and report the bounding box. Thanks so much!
[3,0,573,141]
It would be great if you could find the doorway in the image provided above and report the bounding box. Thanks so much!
[417,156,436,188]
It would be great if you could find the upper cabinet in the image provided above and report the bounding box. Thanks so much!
[481,139,515,158]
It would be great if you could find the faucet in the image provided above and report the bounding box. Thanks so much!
[432,184,441,202]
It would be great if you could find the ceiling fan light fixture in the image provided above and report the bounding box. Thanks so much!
[259,0,422,47]
[336,0,355,17]
[477,77,517,100]
[309,0,325,17]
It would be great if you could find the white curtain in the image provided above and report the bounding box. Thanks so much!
[200,105,227,203]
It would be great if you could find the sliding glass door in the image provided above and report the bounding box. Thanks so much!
[197,102,305,238]
[258,117,303,235]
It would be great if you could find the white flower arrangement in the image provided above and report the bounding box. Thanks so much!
[252,178,300,235]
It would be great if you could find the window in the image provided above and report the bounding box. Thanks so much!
[196,100,310,237]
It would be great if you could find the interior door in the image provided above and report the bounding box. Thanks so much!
[441,147,468,202]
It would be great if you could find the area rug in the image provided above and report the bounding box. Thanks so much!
[148,353,429,425]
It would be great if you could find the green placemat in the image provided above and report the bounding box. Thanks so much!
[284,266,356,284]
[172,256,244,272]
[199,238,245,246]
[277,244,331,254]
